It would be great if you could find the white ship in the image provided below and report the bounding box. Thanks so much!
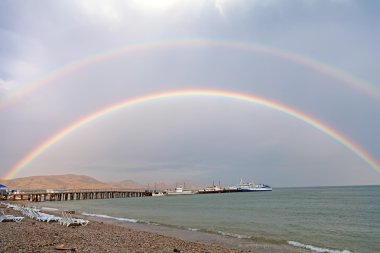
[198,182,240,194]
[237,179,272,192]
[151,191,166,197]
[166,186,196,196]
[198,182,223,193]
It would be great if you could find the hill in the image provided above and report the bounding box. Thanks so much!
[0,174,117,190]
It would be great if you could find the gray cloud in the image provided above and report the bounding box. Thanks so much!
[1,0,379,186]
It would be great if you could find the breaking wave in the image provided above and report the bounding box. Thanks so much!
[288,241,351,253]
[81,212,138,223]
[187,228,200,231]
[41,207,59,211]
[216,230,250,239]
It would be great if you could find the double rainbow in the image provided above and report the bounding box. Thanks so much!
[3,89,380,180]
[1,39,380,111]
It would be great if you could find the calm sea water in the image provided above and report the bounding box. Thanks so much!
[40,186,380,253]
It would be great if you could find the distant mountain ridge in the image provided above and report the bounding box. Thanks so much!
[0,174,144,190]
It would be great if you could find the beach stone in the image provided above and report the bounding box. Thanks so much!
[0,206,311,253]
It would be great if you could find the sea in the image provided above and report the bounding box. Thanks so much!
[39,185,380,253]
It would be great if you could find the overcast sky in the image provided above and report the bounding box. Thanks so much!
[1,0,380,187]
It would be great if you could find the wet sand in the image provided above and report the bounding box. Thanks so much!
[0,207,308,253]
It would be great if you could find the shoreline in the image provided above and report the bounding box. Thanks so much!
[0,205,309,253]
[80,213,306,253]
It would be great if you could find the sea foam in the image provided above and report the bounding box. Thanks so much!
[187,228,200,231]
[41,207,59,211]
[288,241,351,253]
[81,212,138,223]
[216,230,250,239]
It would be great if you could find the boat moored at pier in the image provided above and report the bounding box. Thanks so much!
[166,186,196,196]
[237,179,272,192]
[198,183,223,194]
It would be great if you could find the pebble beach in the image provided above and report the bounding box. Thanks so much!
[0,207,310,253]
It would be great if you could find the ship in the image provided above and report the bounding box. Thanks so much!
[237,179,272,192]
[198,181,223,194]
[151,191,166,197]
[198,185,223,194]
[166,186,196,196]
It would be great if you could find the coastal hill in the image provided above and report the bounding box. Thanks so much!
[0,174,144,190]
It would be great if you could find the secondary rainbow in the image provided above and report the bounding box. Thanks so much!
[1,39,380,110]
[3,89,380,180]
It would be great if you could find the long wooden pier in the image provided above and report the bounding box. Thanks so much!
[3,189,151,202]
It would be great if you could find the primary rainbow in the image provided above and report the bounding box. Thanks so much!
[3,89,380,180]
[1,39,380,110]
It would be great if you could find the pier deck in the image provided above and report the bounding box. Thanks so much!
[2,189,151,202]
